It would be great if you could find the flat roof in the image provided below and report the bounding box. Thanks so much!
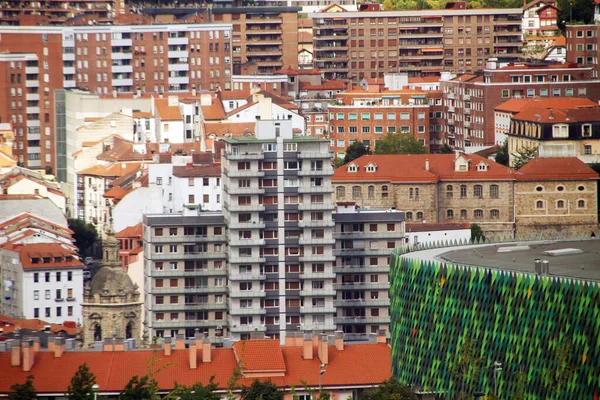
[437,240,600,282]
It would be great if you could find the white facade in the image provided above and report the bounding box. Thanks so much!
[226,96,305,133]
[4,177,66,214]
[406,225,471,245]
[112,186,163,233]
[543,45,566,63]
[494,110,513,145]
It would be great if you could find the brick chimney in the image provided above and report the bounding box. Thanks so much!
[202,334,211,363]
[334,331,344,351]
[312,331,319,347]
[189,337,198,370]
[22,339,34,372]
[11,339,21,366]
[175,333,185,350]
[303,332,313,360]
[54,337,65,358]
[164,337,172,356]
[32,337,40,352]
[377,329,387,344]
[317,334,328,365]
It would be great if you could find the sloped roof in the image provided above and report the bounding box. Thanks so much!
[516,157,598,181]
[203,121,256,138]
[78,162,143,178]
[219,90,252,100]
[233,339,286,373]
[172,164,221,178]
[512,107,600,124]
[2,242,83,269]
[495,97,597,114]
[115,223,142,239]
[155,98,182,121]
[333,154,516,183]
[102,185,129,200]
[406,222,471,232]
[0,314,78,335]
[201,100,227,121]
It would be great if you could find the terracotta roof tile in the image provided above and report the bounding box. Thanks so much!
[516,157,598,180]
[102,186,129,200]
[495,97,597,113]
[200,100,227,121]
[1,243,83,269]
[233,339,286,372]
[0,314,78,335]
[78,163,143,178]
[155,98,182,121]
[172,165,221,178]
[115,222,143,239]
[203,121,256,138]
[406,222,471,232]
[299,80,347,91]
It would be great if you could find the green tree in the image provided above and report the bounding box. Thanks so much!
[373,133,427,155]
[494,140,509,166]
[332,158,346,169]
[68,219,98,256]
[9,375,36,400]
[166,377,220,400]
[66,363,97,400]
[359,377,417,400]
[120,375,154,400]
[450,337,484,400]
[344,141,372,164]
[470,224,486,243]
[511,146,537,170]
[438,144,454,154]
[241,379,283,400]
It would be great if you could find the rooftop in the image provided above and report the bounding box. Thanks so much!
[494,97,597,114]
[439,240,600,282]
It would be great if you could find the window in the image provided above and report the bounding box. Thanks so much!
[489,185,499,198]
[490,209,499,219]
[474,209,483,219]
[502,89,509,98]
[416,212,423,220]
[34,308,39,318]
[556,200,565,209]
[582,124,592,137]
[447,209,454,219]
[577,199,586,208]
[368,185,375,198]
[45,272,50,282]
[68,271,72,281]
[34,273,39,283]
[405,212,413,220]
[536,200,544,209]
[460,209,467,219]
[361,112,370,120]
[352,186,361,199]
[446,185,453,198]
[33,290,39,300]
[460,185,467,198]
[474,185,483,197]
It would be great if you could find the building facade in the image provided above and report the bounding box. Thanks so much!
[565,25,600,79]
[143,213,228,340]
[222,119,336,343]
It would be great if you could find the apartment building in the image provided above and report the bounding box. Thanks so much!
[0,23,232,173]
[333,204,404,338]
[565,25,600,78]
[143,213,228,340]
[212,7,300,75]
[327,87,431,158]
[309,5,523,82]
[441,62,600,147]
[0,0,123,25]
[222,119,335,343]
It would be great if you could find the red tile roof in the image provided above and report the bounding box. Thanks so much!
[0,314,78,336]
[200,100,227,121]
[495,97,597,114]
[333,154,516,183]
[299,80,347,91]
[1,243,83,269]
[154,98,182,121]
[512,107,600,124]
[172,164,221,178]
[0,213,73,237]
[203,121,256,138]
[0,342,391,394]
[406,222,471,232]
[103,185,129,200]
[233,339,286,373]
[115,223,142,239]
[516,157,599,181]
[78,162,143,178]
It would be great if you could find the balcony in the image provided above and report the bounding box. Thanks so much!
[25,80,39,88]
[228,238,265,247]
[64,80,76,88]
[255,61,283,67]
[225,169,265,178]
[336,248,393,257]
[247,39,282,46]
[168,76,189,85]
[228,256,266,264]
[246,49,283,57]
[151,287,225,294]
[229,307,266,315]
[246,29,283,35]
[167,37,189,46]
[334,282,390,290]
[62,66,75,75]
[25,93,39,101]
[298,255,335,263]
[299,271,336,279]
[298,152,334,159]
[168,63,190,72]
[333,231,400,239]
[315,35,349,41]
[224,186,265,195]
[112,65,133,74]
[297,168,333,176]
[334,265,389,273]
[150,235,226,243]
[151,269,225,277]
[148,252,227,261]
[151,303,227,311]
[298,203,334,211]
[298,220,335,228]
[298,185,334,194]
[25,66,39,74]
[300,289,336,297]
[27,132,40,141]
[227,222,265,230]
[28,146,41,154]
[228,272,266,281]
[246,17,282,24]
[334,316,390,324]
[298,237,335,246]
[334,299,391,307]
[63,52,75,61]
[150,320,217,329]
[112,38,133,46]
[225,151,264,160]
[112,78,133,86]
[26,120,40,128]
[225,203,265,213]
[27,160,41,168]
[112,52,133,60]
[229,325,267,333]
[228,291,266,298]
[26,107,40,114]
[168,50,189,59]
[300,306,336,314]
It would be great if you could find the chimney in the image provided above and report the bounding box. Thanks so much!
[377,329,387,344]
[32,337,40,352]
[164,336,172,356]
[455,150,461,159]
[175,333,185,350]
[425,159,430,172]
[21,339,34,372]
[11,339,21,366]
[202,333,211,363]
[54,337,65,358]
[303,332,313,360]
[317,334,328,365]
[334,331,344,351]
[312,331,319,347]
[285,332,296,347]
[47,336,55,353]
[189,337,198,370]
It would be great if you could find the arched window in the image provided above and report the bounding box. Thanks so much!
[489,184,499,198]
[416,211,424,220]
[446,185,453,198]
[126,322,133,340]
[460,209,467,219]
[336,186,346,198]
[490,209,500,219]
[578,199,586,208]
[447,209,454,219]
[381,185,389,198]
[536,200,544,209]
[405,212,413,220]
[460,185,467,198]
[368,185,375,199]
[474,209,483,218]
[352,186,361,199]
[93,324,102,342]
[409,188,414,198]
[415,188,420,198]
[557,200,565,209]
[474,185,483,197]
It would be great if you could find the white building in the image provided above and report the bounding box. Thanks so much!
[0,243,84,323]
[226,94,305,134]
[0,167,66,213]
[155,97,185,143]
[406,223,471,245]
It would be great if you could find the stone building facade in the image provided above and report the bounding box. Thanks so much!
[82,221,143,347]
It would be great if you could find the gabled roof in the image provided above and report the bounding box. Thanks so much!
[201,99,227,121]
[512,107,600,124]
[0,213,73,238]
[516,157,598,181]
[233,339,286,374]
[0,314,78,335]
[1,242,83,269]
[494,97,597,114]
[333,154,516,183]
[78,162,143,178]
[172,164,221,178]
[154,98,182,121]
[115,222,143,239]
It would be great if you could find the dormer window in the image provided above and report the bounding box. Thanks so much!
[552,124,568,138]
[365,163,377,173]
[476,161,488,171]
[582,124,592,137]
[347,163,358,173]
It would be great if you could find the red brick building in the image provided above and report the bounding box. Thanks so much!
[565,25,600,78]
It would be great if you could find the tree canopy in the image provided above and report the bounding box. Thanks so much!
[67,219,98,256]
[510,146,538,170]
[241,379,283,400]
[66,363,97,400]
[470,224,486,243]
[494,140,509,167]
[167,378,220,400]
[373,133,427,155]
[9,375,36,400]
[344,141,372,164]
[383,0,522,10]
[359,377,417,400]
[120,375,156,400]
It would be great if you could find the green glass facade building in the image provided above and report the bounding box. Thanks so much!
[390,252,600,398]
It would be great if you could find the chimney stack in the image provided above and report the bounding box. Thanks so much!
[376,329,387,344]
[285,332,296,347]
[202,333,211,363]
[189,337,198,370]
[317,334,328,365]
[175,334,185,350]
[54,337,65,358]
[425,159,430,172]
[303,332,313,360]
[164,337,172,356]
[21,339,34,372]
[11,339,21,366]
[32,337,40,352]
[334,331,344,351]
[312,331,319,347]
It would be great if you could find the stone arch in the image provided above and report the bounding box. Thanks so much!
[126,321,133,340]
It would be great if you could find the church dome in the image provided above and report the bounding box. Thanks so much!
[89,267,138,297]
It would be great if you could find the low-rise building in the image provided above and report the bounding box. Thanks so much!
[405,222,471,245]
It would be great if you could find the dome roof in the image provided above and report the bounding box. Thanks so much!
[89,267,137,297]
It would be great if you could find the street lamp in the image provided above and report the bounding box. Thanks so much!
[493,361,503,396]
[92,384,99,400]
